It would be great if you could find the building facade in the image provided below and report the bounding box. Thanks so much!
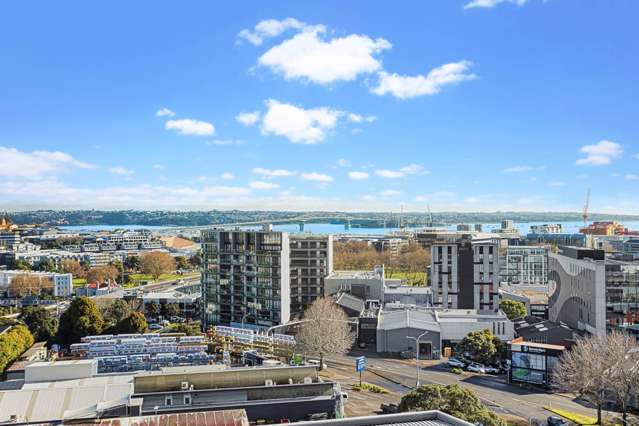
[502,246,548,286]
[289,234,333,317]
[201,228,290,330]
[430,237,500,311]
[0,270,73,297]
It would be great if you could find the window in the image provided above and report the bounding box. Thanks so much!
[165,396,173,406]
[184,394,191,405]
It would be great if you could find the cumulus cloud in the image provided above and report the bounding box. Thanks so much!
[235,111,261,126]
[0,146,94,179]
[252,167,297,178]
[220,172,235,180]
[249,181,279,190]
[237,18,307,46]
[261,99,341,144]
[347,113,377,123]
[258,26,391,85]
[576,140,623,166]
[372,61,477,99]
[375,164,428,178]
[348,171,369,180]
[156,107,175,117]
[165,119,215,136]
[108,166,134,176]
[337,159,351,167]
[300,172,334,183]
[464,0,528,9]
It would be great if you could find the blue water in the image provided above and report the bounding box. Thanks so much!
[60,220,639,235]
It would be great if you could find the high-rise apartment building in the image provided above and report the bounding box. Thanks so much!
[201,228,290,330]
[502,246,548,287]
[289,234,333,317]
[430,236,500,311]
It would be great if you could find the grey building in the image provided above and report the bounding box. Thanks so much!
[430,237,500,312]
[324,267,385,301]
[502,246,548,287]
[201,228,290,330]
[289,234,333,317]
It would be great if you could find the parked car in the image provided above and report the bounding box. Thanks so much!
[546,416,567,426]
[380,403,399,414]
[148,323,162,330]
[307,359,328,369]
[466,363,486,373]
[447,358,466,368]
[483,365,500,374]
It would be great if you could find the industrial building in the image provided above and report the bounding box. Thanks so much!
[201,227,291,330]
[430,236,500,312]
[289,234,333,317]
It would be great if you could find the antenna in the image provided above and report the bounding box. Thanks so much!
[582,189,591,228]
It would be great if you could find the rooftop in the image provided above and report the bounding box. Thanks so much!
[327,270,382,280]
[296,411,473,426]
[73,409,249,426]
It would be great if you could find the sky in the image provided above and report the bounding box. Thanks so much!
[1,0,638,213]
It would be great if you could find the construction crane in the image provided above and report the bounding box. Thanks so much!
[582,189,591,228]
[426,205,434,228]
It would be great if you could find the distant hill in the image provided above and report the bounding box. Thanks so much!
[7,209,639,228]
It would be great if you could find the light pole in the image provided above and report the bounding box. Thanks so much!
[406,330,429,388]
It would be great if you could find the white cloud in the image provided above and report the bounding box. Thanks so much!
[503,165,533,173]
[347,113,377,123]
[0,146,94,179]
[635,154,639,160]
[261,99,341,144]
[108,166,134,176]
[372,61,477,99]
[220,172,235,180]
[252,167,297,178]
[300,172,334,183]
[165,119,215,136]
[548,181,565,187]
[156,107,175,117]
[464,0,528,9]
[249,181,279,190]
[381,189,401,197]
[258,26,391,85]
[348,171,369,180]
[153,164,165,170]
[576,140,623,166]
[625,174,639,181]
[337,159,351,167]
[237,18,307,46]
[209,139,244,146]
[375,164,427,178]
[235,111,261,126]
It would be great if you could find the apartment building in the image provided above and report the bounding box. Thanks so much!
[0,270,73,297]
[430,236,500,311]
[201,228,290,330]
[289,234,333,317]
[502,246,548,287]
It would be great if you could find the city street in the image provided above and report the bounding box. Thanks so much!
[326,352,609,424]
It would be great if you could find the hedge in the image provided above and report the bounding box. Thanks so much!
[0,325,35,374]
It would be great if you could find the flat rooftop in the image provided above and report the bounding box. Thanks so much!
[327,270,382,280]
[296,411,473,426]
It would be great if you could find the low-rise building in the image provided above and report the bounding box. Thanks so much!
[508,338,565,388]
[0,270,73,297]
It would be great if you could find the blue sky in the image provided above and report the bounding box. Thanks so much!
[1,0,638,213]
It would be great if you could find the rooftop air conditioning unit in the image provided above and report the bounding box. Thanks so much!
[181,381,189,390]
[265,379,274,386]
[303,377,312,384]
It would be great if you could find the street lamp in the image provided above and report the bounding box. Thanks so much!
[406,330,429,388]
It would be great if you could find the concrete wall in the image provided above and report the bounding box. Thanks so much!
[376,327,441,358]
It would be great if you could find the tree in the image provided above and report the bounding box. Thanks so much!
[296,298,355,369]
[9,274,49,297]
[189,252,202,268]
[499,300,527,320]
[56,297,104,345]
[456,329,504,365]
[161,302,180,319]
[35,258,57,273]
[12,259,32,271]
[86,265,119,284]
[124,255,140,271]
[399,384,506,426]
[167,322,201,336]
[115,312,147,334]
[20,307,58,342]
[145,300,160,318]
[553,331,636,425]
[60,259,85,278]
[175,256,189,271]
[104,299,132,325]
[139,251,175,280]
[0,325,34,374]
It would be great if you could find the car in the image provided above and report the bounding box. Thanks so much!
[483,365,500,374]
[546,416,568,426]
[307,359,328,369]
[447,358,466,368]
[148,323,162,330]
[466,363,486,373]
[380,403,399,414]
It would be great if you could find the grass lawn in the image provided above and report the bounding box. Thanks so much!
[72,278,87,287]
[385,271,427,286]
[125,272,199,287]
[544,407,598,425]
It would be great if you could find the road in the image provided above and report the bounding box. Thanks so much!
[326,353,608,424]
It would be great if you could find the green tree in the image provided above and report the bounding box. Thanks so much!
[20,307,58,342]
[115,312,147,334]
[36,258,58,273]
[167,322,201,336]
[56,297,104,345]
[161,302,180,319]
[0,325,35,373]
[174,256,189,271]
[499,300,527,320]
[399,384,505,426]
[104,299,132,325]
[12,259,32,271]
[124,255,140,271]
[189,253,202,268]
[145,301,160,318]
[456,329,505,365]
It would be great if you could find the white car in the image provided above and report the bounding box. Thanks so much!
[466,363,486,373]
[447,358,466,368]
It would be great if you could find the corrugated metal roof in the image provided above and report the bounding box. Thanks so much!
[378,309,440,332]
[295,410,473,425]
[335,292,365,313]
[67,409,249,426]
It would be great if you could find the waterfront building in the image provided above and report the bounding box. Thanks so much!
[289,234,333,317]
[430,236,500,311]
[530,223,563,234]
[580,221,627,236]
[201,228,290,330]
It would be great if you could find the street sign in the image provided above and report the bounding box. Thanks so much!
[355,356,366,373]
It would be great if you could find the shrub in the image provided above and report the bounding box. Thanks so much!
[351,382,390,394]
[451,367,463,375]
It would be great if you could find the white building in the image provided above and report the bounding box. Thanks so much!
[0,270,73,297]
